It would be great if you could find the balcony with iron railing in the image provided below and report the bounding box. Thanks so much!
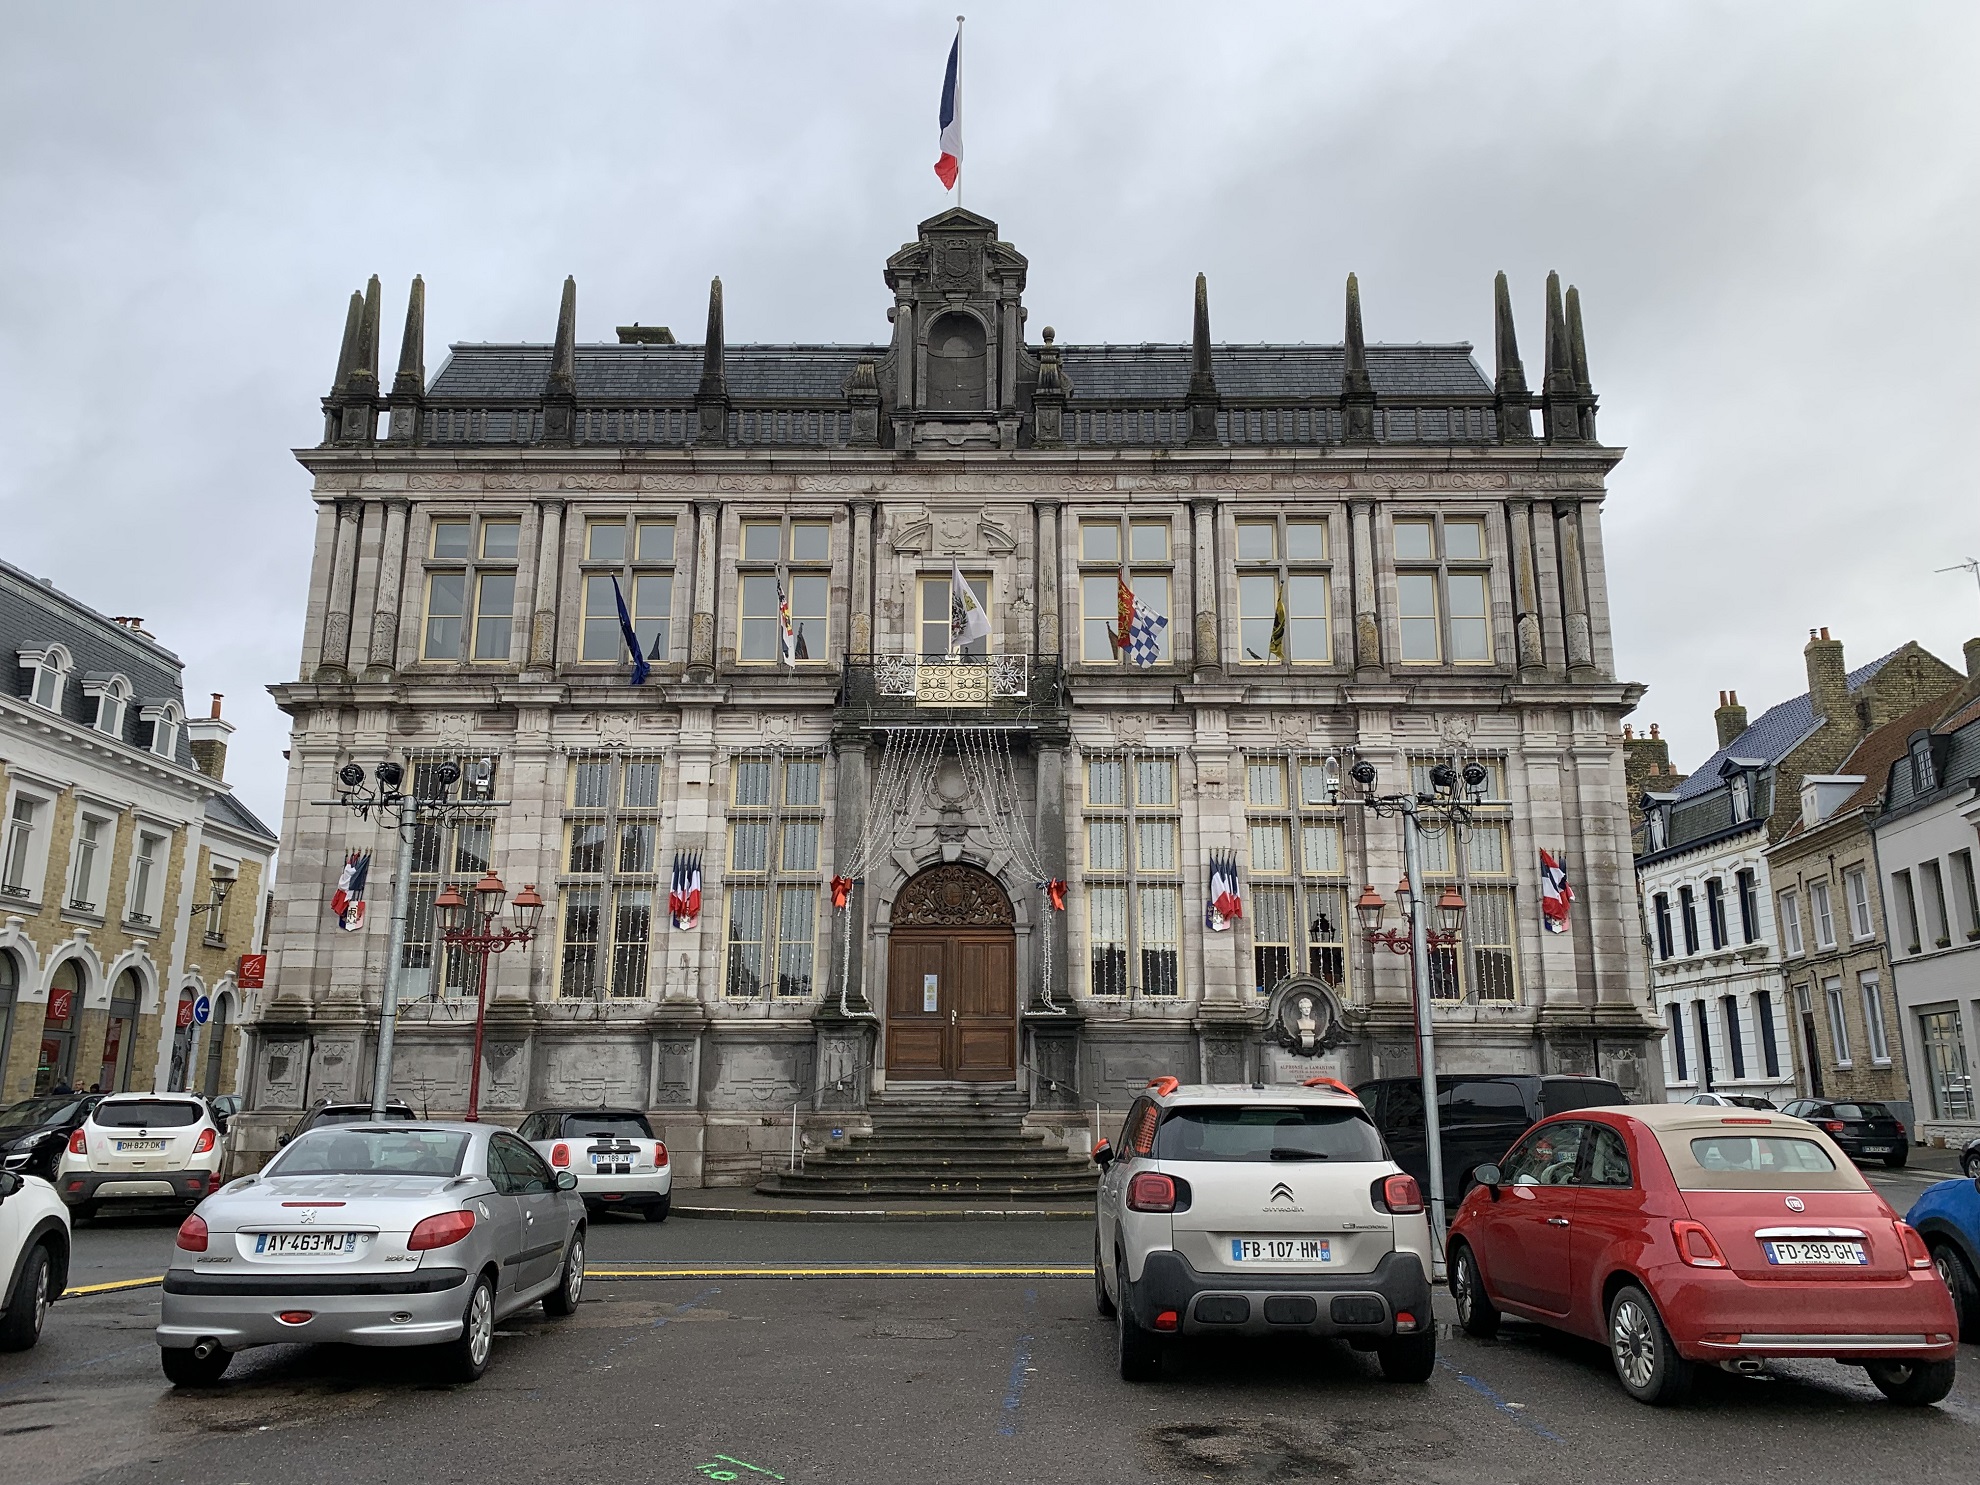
[838,655,1069,738]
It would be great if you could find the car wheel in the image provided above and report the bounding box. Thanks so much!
[1114,1256,1162,1382]
[1930,1242,1980,1344]
[0,1244,54,1352]
[1607,1284,1692,1405]
[1449,1243,1499,1340]
[1882,1147,1909,1169]
[1376,1330,1436,1383]
[160,1343,231,1387]
[644,1194,670,1223]
[1865,1357,1958,1406]
[1963,1150,1980,1180]
[1094,1233,1117,1318]
[544,1233,586,1318]
[434,1273,496,1383]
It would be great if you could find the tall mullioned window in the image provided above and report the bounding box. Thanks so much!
[1235,516,1332,665]
[737,519,831,664]
[1077,517,1174,664]
[1409,755,1516,1001]
[422,515,522,662]
[724,754,825,998]
[580,516,679,667]
[1393,515,1492,665]
[1082,754,1184,997]
[1240,755,1350,998]
[401,755,500,997]
[558,753,664,998]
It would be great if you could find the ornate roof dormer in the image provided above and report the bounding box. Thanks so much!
[882,207,1030,451]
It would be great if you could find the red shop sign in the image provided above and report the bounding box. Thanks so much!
[46,986,73,1025]
[237,953,267,989]
[176,996,196,1029]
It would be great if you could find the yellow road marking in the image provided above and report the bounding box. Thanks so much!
[63,1276,165,1297]
[590,1266,1086,1279]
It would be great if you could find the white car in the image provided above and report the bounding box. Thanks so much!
[520,1108,671,1221]
[1093,1077,1437,1382]
[0,1168,71,1350]
[57,1093,225,1219]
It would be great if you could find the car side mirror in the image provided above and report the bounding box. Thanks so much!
[1474,1163,1503,1199]
[556,1170,578,1192]
[0,1170,20,1203]
[1091,1139,1114,1169]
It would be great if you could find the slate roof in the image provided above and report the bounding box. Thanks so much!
[1670,649,1902,802]
[1772,691,1956,846]
[204,791,278,844]
[1881,705,1980,820]
[0,558,198,770]
[427,341,1494,406]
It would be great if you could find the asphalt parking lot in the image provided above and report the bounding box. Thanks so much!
[6,1164,1976,1485]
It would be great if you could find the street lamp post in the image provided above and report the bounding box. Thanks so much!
[1336,755,1491,1268]
[324,758,504,1119]
[434,871,543,1123]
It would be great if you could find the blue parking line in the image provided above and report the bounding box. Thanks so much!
[1437,1357,1565,1443]
[996,1288,1038,1437]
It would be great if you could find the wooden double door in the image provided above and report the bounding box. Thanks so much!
[884,865,1017,1081]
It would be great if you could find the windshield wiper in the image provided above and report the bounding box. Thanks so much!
[1268,1147,1330,1160]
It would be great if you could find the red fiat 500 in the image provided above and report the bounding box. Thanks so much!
[1446,1105,1957,1406]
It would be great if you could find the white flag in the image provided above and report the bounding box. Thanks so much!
[949,563,991,650]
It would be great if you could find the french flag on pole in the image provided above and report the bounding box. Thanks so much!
[933,20,963,190]
[1540,849,1574,934]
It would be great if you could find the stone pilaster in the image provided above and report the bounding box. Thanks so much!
[1349,499,1381,676]
[317,501,361,678]
[1190,498,1219,675]
[1507,498,1545,677]
[1036,500,1061,659]
[1556,501,1595,678]
[849,500,875,656]
[526,499,564,673]
[367,500,410,679]
[689,502,719,679]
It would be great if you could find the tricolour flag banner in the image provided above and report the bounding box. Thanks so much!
[949,562,991,650]
[669,851,702,931]
[331,850,371,932]
[1206,851,1243,932]
[933,23,963,190]
[612,575,651,687]
[776,576,799,666]
[1540,849,1574,933]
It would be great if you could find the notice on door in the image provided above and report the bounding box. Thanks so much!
[922,973,939,1012]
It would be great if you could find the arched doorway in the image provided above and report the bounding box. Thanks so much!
[884,863,1017,1082]
[99,969,141,1092]
[38,961,82,1095]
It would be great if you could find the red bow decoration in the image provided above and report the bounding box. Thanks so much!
[1046,879,1067,912]
[830,875,854,910]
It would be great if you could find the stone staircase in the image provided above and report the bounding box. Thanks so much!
[755,1085,1097,1201]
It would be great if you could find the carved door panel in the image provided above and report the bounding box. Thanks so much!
[953,936,1016,1080]
[886,936,948,1078]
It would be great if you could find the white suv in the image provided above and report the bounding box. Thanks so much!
[1093,1077,1436,1382]
[56,1094,225,1219]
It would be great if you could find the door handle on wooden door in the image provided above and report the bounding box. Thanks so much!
[951,1009,958,1026]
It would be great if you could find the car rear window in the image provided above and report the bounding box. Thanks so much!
[267,1127,470,1177]
[93,1100,203,1128]
[1657,1129,1868,1191]
[310,1107,413,1128]
[1154,1105,1386,1164]
[1828,1103,1891,1121]
[1538,1080,1627,1116]
[0,1097,82,1129]
[562,1113,653,1139]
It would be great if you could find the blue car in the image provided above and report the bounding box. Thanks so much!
[1907,1175,1980,1344]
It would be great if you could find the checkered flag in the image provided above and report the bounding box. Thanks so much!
[1124,593,1168,667]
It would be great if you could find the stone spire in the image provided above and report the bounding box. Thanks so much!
[322,277,382,445]
[386,275,426,443]
[1566,283,1597,442]
[1492,271,1534,444]
[695,276,730,447]
[1341,273,1375,444]
[543,276,578,444]
[1184,273,1220,446]
[1031,326,1068,448]
[1542,270,1581,442]
[322,288,365,443]
[349,275,382,397]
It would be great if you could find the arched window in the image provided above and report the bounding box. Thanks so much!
[168,989,199,1092]
[38,960,83,1095]
[201,993,232,1097]
[83,674,131,739]
[0,952,18,1098]
[20,645,71,711]
[144,701,184,761]
[924,312,987,411]
[100,968,142,1092]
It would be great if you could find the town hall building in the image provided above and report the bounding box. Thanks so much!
[240,209,1657,1184]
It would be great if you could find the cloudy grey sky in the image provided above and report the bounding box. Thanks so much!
[3,1,1977,825]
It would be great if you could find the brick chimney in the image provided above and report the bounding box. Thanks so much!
[1713,690,1749,748]
[1623,721,1687,833]
[1804,627,1853,736]
[186,693,233,781]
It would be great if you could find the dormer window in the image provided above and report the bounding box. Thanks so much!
[19,644,71,711]
[140,701,183,761]
[1909,731,1938,794]
[1647,809,1667,852]
[82,674,132,739]
[1729,772,1751,822]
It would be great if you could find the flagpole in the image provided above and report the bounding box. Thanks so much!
[955,16,964,211]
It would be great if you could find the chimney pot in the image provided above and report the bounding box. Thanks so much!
[1820,626,1831,641]
[1623,723,1634,740]
[1649,723,1660,739]
[209,693,223,719]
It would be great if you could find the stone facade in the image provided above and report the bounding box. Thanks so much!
[242,211,1660,1184]
[0,561,276,1103]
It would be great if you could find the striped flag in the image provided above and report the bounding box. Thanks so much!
[776,576,799,667]
[1541,850,1574,933]
[1206,851,1242,932]
[933,22,963,190]
[330,850,370,932]
[670,851,702,931]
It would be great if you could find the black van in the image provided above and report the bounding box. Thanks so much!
[1354,1074,1628,1208]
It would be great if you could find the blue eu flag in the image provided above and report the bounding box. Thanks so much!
[612,576,650,687]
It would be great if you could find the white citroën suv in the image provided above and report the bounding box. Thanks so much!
[1093,1077,1436,1382]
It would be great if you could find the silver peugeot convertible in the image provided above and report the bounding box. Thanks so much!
[157,1122,584,1386]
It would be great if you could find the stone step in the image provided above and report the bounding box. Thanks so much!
[757,1171,1099,1198]
[801,1152,1092,1174]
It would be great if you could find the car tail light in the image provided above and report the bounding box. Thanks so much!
[1721,1117,1771,1125]
[68,1129,86,1156]
[550,1143,570,1168]
[1894,1120,1907,1137]
[206,1172,222,1194]
[1823,1120,1847,1134]
[407,1209,477,1251]
[1127,1173,1179,1213]
[654,1142,668,1167]
[176,1214,209,1252]
[276,1311,315,1326]
[1672,1220,1728,1268]
[192,1129,216,1155]
[1371,1173,1423,1215]
[1153,1310,1180,1332]
[1395,1311,1419,1331]
[1896,1222,1933,1269]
